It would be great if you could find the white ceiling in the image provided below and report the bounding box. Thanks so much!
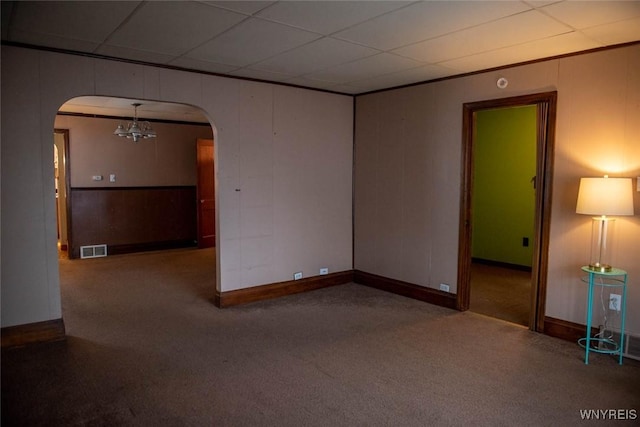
[3,0,639,120]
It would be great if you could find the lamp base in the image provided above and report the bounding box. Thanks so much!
[587,263,612,273]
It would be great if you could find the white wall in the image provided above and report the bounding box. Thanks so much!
[1,46,353,327]
[354,44,640,335]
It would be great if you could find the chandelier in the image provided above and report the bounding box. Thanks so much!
[113,103,156,142]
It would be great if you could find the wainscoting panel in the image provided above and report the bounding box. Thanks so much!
[69,186,197,258]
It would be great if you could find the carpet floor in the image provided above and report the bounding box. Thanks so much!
[470,262,531,327]
[2,248,639,426]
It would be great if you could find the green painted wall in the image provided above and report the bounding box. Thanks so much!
[472,105,536,267]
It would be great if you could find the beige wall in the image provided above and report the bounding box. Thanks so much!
[2,43,638,336]
[354,44,640,335]
[54,114,212,188]
[1,46,353,328]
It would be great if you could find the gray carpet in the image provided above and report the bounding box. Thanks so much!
[2,248,639,426]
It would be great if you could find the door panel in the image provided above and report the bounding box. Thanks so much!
[197,138,215,248]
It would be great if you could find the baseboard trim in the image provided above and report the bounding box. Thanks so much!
[215,270,354,308]
[353,270,457,310]
[108,239,197,256]
[1,318,66,348]
[544,316,597,343]
[472,257,532,272]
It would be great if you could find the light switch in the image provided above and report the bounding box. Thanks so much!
[110,174,116,183]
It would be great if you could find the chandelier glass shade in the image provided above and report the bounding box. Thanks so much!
[114,103,156,142]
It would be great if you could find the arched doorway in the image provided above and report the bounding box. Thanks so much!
[53,97,220,334]
[55,97,215,259]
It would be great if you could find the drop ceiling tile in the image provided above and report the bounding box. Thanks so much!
[81,99,208,122]
[106,1,247,56]
[541,1,640,29]
[582,17,640,45]
[334,1,531,51]
[204,1,276,15]
[394,10,573,64]
[8,29,100,53]
[230,68,292,82]
[440,31,601,73]
[305,53,424,84]
[348,64,458,90]
[96,44,175,65]
[187,18,321,67]
[63,96,113,109]
[524,1,559,6]
[168,57,239,74]
[8,1,139,42]
[251,37,379,76]
[324,84,364,95]
[284,77,345,91]
[256,1,411,35]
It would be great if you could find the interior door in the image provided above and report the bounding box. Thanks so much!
[197,138,215,248]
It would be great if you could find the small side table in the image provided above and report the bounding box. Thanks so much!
[578,266,627,365]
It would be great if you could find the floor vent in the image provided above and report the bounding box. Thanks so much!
[80,244,107,259]
[598,328,640,361]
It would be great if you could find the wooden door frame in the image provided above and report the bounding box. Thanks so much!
[54,129,72,255]
[456,91,557,332]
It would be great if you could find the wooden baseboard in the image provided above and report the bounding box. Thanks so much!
[1,318,66,348]
[353,270,457,310]
[543,316,597,343]
[107,239,197,256]
[215,271,354,308]
[472,257,532,272]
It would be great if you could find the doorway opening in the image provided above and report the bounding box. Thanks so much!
[54,129,71,256]
[54,97,215,260]
[469,105,536,327]
[457,92,557,332]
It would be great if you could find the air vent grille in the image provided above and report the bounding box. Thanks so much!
[80,244,108,259]
[598,328,640,361]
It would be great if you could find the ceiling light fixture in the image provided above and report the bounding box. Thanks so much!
[114,103,156,142]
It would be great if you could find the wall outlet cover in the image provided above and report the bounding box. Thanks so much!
[294,272,303,280]
[610,294,622,311]
[439,283,450,292]
[320,268,328,275]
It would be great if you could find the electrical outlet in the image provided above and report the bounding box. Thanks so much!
[293,272,303,280]
[439,283,450,292]
[319,268,328,275]
[610,294,621,311]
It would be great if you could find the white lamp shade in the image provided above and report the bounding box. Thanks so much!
[576,177,634,216]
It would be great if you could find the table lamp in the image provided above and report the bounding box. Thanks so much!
[576,175,634,272]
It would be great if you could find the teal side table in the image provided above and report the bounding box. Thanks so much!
[578,266,627,365]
